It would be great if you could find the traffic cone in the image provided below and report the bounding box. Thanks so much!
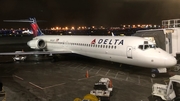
[109,79,112,88]
[85,70,89,78]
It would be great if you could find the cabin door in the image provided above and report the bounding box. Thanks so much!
[126,46,132,59]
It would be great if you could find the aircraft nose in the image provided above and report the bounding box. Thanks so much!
[164,55,177,67]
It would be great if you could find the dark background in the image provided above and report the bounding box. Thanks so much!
[0,0,180,28]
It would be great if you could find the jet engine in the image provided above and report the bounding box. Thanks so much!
[27,39,46,50]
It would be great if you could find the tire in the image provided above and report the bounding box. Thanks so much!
[151,73,157,78]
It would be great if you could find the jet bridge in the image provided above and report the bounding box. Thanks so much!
[133,19,180,64]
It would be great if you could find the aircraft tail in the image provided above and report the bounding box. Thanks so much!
[29,17,44,37]
[4,17,44,37]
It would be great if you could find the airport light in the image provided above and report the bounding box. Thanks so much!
[137,25,141,27]
[51,27,55,30]
[71,27,75,30]
[132,25,136,28]
[77,27,81,30]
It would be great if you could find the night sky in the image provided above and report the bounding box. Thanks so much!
[0,0,180,28]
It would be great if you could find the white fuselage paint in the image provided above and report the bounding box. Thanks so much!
[28,35,177,69]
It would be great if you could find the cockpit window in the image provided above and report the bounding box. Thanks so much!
[138,45,143,50]
[138,44,156,50]
[144,45,149,49]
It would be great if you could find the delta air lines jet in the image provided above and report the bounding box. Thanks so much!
[0,18,177,78]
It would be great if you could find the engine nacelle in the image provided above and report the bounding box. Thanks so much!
[27,39,46,50]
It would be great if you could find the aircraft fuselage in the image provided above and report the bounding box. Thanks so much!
[27,35,177,69]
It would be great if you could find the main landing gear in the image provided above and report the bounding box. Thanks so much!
[151,68,167,78]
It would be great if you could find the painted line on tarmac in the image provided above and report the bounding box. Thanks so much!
[68,63,76,67]
[61,62,70,66]
[105,70,110,75]
[74,64,82,69]
[13,75,24,80]
[78,75,98,81]
[43,83,66,89]
[115,72,119,78]
[89,66,95,71]
[138,75,140,85]
[96,68,102,74]
[29,82,43,90]
[126,74,129,81]
[81,65,87,70]
[150,78,153,84]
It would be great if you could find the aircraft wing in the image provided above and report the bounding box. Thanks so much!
[0,50,73,55]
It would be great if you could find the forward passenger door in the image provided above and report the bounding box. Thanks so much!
[126,46,132,59]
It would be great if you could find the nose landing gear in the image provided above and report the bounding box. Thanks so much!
[151,69,158,78]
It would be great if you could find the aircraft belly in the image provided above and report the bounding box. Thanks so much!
[47,43,66,51]
[80,49,132,65]
[133,51,166,68]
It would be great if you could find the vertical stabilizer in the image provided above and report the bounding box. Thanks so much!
[29,17,44,36]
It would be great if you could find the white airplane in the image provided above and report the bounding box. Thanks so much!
[0,17,177,77]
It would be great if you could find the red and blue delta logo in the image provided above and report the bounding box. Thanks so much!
[91,39,96,44]
[91,38,124,45]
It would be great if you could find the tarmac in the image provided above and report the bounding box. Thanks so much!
[0,54,178,101]
[0,40,179,101]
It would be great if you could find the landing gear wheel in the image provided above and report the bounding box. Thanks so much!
[151,73,157,78]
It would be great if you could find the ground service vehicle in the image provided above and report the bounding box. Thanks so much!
[90,78,113,101]
[73,94,98,101]
[134,19,180,72]
[152,75,180,101]
[13,55,26,61]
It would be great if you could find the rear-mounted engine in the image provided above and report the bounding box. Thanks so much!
[27,39,46,50]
